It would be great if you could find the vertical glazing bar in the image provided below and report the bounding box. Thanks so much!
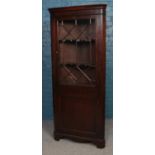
[75,19,77,25]
[90,18,92,25]
[61,20,66,42]
[61,20,63,26]
[89,40,92,65]
[75,19,77,43]
[76,40,78,66]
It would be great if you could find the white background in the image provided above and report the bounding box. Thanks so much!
[0,0,155,155]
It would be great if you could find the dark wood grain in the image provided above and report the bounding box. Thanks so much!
[49,4,106,148]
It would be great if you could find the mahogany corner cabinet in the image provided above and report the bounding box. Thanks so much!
[48,4,106,148]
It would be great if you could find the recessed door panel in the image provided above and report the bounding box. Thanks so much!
[60,95,96,132]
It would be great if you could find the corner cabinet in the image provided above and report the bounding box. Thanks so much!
[48,4,106,148]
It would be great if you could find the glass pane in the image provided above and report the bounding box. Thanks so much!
[57,18,96,86]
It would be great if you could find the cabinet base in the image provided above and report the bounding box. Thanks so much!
[54,132,105,148]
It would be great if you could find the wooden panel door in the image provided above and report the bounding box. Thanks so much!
[56,16,98,132]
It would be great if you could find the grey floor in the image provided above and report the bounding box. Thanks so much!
[43,119,113,155]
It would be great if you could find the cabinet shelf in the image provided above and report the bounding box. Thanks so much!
[60,63,95,68]
[58,18,95,25]
[58,39,95,43]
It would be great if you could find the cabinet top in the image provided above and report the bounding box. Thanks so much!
[48,4,106,16]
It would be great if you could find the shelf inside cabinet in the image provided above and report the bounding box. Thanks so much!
[60,63,95,68]
[58,18,95,25]
[58,39,95,44]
